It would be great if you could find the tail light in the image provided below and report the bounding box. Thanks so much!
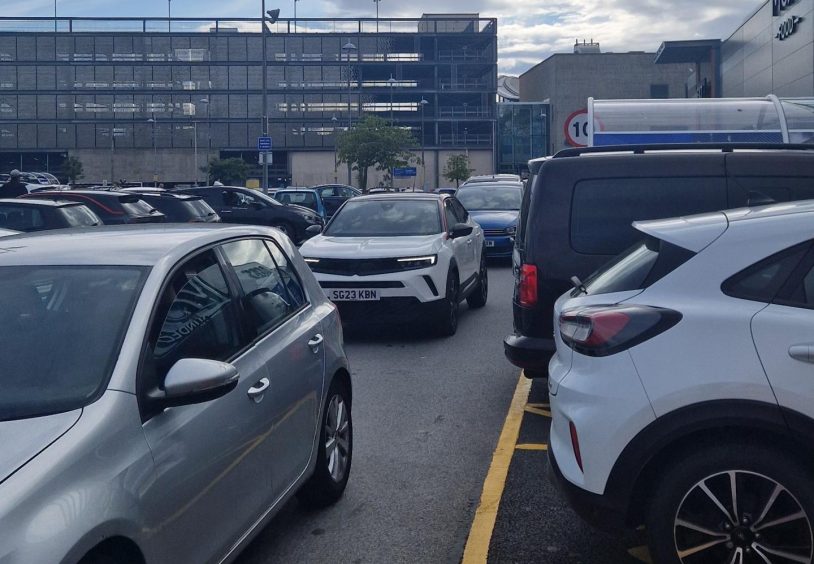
[559,305,681,357]
[518,264,538,307]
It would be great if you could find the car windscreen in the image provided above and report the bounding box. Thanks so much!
[119,196,160,217]
[143,197,215,222]
[325,199,442,237]
[0,266,148,421]
[456,186,522,211]
[276,192,318,210]
[244,190,283,207]
[61,204,101,227]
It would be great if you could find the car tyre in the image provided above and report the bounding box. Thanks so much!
[438,268,459,337]
[645,442,814,564]
[297,378,353,509]
[466,251,488,309]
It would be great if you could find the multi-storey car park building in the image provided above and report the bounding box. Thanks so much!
[0,14,497,188]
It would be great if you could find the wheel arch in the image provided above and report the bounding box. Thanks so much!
[329,367,352,406]
[76,535,146,564]
[608,400,814,528]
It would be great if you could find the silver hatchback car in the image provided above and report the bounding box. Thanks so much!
[0,225,352,564]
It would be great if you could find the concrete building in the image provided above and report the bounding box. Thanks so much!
[519,42,690,152]
[0,14,497,188]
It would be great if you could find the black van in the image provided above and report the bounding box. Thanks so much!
[505,144,814,377]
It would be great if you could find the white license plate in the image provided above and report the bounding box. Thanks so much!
[485,240,496,247]
[327,289,380,301]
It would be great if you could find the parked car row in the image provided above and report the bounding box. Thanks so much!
[507,144,814,563]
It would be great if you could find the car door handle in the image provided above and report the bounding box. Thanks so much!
[308,334,324,352]
[247,377,270,402]
[789,344,814,363]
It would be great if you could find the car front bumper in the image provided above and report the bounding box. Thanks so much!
[484,235,514,257]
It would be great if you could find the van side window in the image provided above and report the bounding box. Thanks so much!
[570,177,727,255]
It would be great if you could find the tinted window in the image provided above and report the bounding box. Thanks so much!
[723,243,810,303]
[120,198,158,217]
[145,251,243,388]
[570,178,727,255]
[221,239,305,336]
[325,200,442,237]
[444,201,458,229]
[0,205,46,231]
[61,205,100,227]
[457,186,521,211]
[277,192,317,210]
[450,198,469,222]
[1,266,146,421]
[265,240,306,308]
[582,237,694,296]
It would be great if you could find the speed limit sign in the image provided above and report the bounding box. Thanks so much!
[564,109,590,147]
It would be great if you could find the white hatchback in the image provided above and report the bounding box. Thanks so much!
[299,193,488,336]
[549,201,814,563]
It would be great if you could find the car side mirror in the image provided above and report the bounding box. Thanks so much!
[305,224,323,236]
[450,223,473,239]
[153,358,239,409]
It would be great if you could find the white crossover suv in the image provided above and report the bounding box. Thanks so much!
[299,193,487,336]
[549,201,814,564]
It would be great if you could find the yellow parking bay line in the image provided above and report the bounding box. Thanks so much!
[462,373,532,564]
[515,443,548,451]
[524,405,552,418]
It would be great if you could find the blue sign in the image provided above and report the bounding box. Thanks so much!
[393,167,417,178]
[258,136,272,151]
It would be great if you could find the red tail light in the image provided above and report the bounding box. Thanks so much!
[569,421,583,472]
[559,305,681,357]
[518,264,538,307]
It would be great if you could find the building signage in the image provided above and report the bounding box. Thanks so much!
[393,167,417,177]
[773,0,798,17]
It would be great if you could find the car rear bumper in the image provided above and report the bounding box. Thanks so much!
[503,333,555,373]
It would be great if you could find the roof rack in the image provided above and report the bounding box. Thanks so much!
[553,143,814,158]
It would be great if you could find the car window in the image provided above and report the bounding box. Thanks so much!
[722,242,810,303]
[278,192,317,210]
[144,251,243,391]
[265,240,307,308]
[341,187,356,197]
[61,205,101,227]
[0,205,46,231]
[1,266,147,421]
[195,190,223,206]
[456,186,522,211]
[450,198,469,222]
[221,239,305,336]
[444,201,458,229]
[570,177,728,255]
[325,200,442,237]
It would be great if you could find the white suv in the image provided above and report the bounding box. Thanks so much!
[299,193,487,336]
[549,201,814,563]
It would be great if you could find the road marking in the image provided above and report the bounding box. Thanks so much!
[515,443,548,451]
[524,405,552,418]
[628,546,653,563]
[462,373,532,564]
[526,402,550,409]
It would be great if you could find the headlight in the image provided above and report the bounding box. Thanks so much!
[396,255,437,270]
[505,226,517,236]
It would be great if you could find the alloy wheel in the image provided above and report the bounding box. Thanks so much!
[324,394,350,483]
[673,470,813,563]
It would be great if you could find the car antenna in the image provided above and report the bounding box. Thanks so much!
[570,275,587,295]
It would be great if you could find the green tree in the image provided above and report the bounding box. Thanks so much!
[443,154,474,187]
[206,157,249,185]
[336,115,418,191]
[62,155,84,185]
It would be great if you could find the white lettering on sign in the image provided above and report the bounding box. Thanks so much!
[777,15,803,40]
[774,0,798,17]
[564,109,590,147]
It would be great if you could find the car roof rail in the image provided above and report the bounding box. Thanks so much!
[552,143,814,158]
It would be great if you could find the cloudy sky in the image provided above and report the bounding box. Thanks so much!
[7,0,761,74]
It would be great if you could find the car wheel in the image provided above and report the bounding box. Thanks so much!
[646,442,814,564]
[466,251,488,309]
[297,378,353,509]
[438,268,459,337]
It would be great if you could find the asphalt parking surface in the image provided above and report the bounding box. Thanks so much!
[236,262,648,563]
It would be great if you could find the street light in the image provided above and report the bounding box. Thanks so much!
[53,0,57,33]
[387,74,397,126]
[168,0,171,33]
[420,97,429,192]
[331,114,339,182]
[261,6,281,192]
[342,41,357,129]
[199,98,210,183]
[147,117,158,186]
[293,0,300,32]
[374,0,381,32]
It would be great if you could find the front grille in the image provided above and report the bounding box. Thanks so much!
[484,228,508,236]
[310,258,405,276]
[320,281,405,289]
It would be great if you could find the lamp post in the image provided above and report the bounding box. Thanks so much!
[147,117,158,186]
[54,0,57,32]
[262,6,281,192]
[464,127,469,157]
[168,0,171,33]
[342,41,356,186]
[199,97,210,183]
[420,97,428,192]
[387,74,396,126]
[331,114,339,183]
[293,0,299,32]
[374,0,381,32]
